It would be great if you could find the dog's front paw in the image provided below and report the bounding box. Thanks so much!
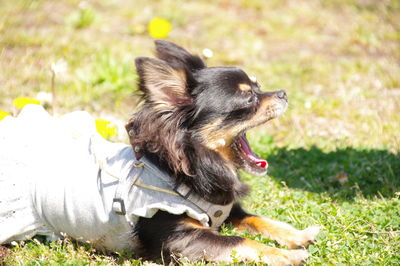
[231,239,310,265]
[233,216,321,249]
[261,249,309,266]
[276,225,321,249]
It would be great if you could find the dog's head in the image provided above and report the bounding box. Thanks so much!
[132,40,287,185]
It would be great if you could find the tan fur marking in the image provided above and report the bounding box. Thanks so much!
[182,217,208,229]
[233,216,319,249]
[200,119,246,150]
[247,96,286,127]
[239,238,283,255]
[199,119,232,149]
[142,60,187,109]
[214,146,236,173]
[238,83,251,92]
[200,97,283,150]
[251,97,280,124]
[199,119,223,137]
[215,146,233,161]
[233,216,298,246]
[228,239,309,265]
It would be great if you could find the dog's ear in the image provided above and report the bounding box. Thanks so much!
[155,40,206,72]
[135,57,191,109]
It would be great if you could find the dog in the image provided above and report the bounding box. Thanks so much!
[0,40,319,265]
[125,40,320,264]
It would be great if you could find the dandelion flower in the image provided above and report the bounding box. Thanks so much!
[95,118,117,139]
[0,110,10,120]
[13,97,41,109]
[148,18,171,39]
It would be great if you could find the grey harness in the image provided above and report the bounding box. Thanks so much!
[111,148,233,228]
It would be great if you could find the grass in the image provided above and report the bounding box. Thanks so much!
[0,0,399,265]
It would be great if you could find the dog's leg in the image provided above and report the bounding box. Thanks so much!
[135,212,308,265]
[169,217,309,265]
[227,203,320,249]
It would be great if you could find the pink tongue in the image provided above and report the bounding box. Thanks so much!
[256,160,267,168]
[239,135,268,169]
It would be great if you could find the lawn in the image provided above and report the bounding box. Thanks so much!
[1,0,399,265]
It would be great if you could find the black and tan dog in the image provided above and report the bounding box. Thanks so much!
[128,40,320,265]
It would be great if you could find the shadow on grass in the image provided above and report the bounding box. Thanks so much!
[267,146,400,200]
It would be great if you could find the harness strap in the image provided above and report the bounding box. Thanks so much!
[173,183,233,226]
[138,154,232,227]
[111,159,144,215]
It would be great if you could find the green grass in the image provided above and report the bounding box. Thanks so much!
[1,0,399,265]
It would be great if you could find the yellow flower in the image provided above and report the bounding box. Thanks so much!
[0,110,10,120]
[95,118,117,139]
[13,97,41,109]
[148,18,171,39]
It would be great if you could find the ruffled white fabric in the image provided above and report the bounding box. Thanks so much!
[0,105,100,243]
[0,105,135,250]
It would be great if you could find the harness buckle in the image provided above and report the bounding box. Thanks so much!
[133,162,144,168]
[112,198,126,215]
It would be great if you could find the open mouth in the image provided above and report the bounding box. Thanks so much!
[233,132,268,174]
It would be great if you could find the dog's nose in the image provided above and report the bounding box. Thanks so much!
[276,90,287,101]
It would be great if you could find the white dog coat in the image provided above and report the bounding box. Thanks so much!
[0,105,232,251]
